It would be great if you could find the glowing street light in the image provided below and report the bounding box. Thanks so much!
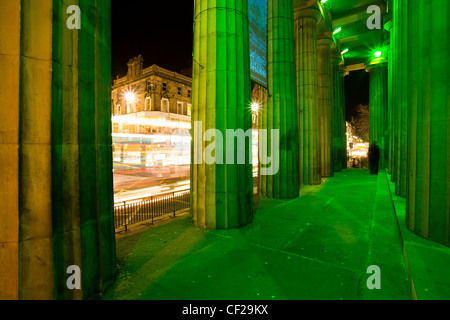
[123,90,137,104]
[374,51,382,58]
[341,48,349,55]
[251,102,260,113]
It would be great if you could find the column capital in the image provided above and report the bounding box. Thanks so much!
[317,32,333,47]
[294,0,321,22]
[384,11,393,32]
[331,50,342,64]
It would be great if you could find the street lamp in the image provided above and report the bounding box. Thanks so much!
[251,102,260,113]
[124,90,137,104]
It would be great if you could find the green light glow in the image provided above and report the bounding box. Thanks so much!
[341,49,349,55]
[333,27,342,35]
[374,51,382,58]
[321,0,328,3]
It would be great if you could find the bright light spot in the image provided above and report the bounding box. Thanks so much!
[321,0,328,3]
[124,90,137,104]
[251,102,260,113]
[333,27,342,35]
[374,51,382,58]
[341,49,349,55]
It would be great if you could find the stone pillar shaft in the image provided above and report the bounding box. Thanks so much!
[191,0,254,229]
[392,0,408,197]
[261,0,300,199]
[317,35,334,178]
[295,6,321,186]
[0,0,116,300]
[331,55,343,173]
[405,0,450,247]
[369,64,388,170]
[339,70,348,169]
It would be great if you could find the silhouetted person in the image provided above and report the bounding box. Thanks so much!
[368,142,380,175]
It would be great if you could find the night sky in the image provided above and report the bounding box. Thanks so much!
[111,1,369,119]
[111,1,195,78]
[345,70,370,122]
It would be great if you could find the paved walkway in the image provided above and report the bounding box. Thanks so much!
[104,169,414,300]
[387,174,450,300]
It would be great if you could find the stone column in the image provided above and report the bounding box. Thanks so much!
[294,2,322,186]
[339,66,348,169]
[261,0,299,199]
[317,33,334,178]
[392,0,408,197]
[368,63,388,170]
[331,51,343,173]
[0,0,116,300]
[191,0,254,229]
[405,0,450,247]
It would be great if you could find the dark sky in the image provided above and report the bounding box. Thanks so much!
[345,69,370,122]
[111,1,195,78]
[111,1,369,117]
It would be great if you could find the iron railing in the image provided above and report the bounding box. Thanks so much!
[114,189,190,231]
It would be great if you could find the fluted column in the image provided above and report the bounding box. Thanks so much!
[339,66,348,169]
[405,0,450,247]
[392,0,408,197]
[317,34,334,178]
[261,0,299,199]
[331,52,343,173]
[0,0,116,300]
[294,2,321,186]
[368,63,388,170]
[191,0,254,229]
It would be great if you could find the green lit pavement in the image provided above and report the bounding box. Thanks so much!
[104,169,414,300]
[387,174,450,300]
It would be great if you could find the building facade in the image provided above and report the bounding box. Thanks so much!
[111,56,192,171]
[112,55,192,127]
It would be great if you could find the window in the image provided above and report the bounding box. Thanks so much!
[177,102,184,115]
[178,87,182,96]
[188,90,192,98]
[147,80,152,91]
[162,82,167,92]
[161,98,169,112]
[187,104,191,116]
[117,104,121,115]
[145,97,151,111]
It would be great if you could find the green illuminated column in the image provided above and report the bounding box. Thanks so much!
[392,0,408,197]
[261,0,299,199]
[387,43,396,181]
[331,52,343,173]
[405,0,450,247]
[0,0,116,300]
[294,3,322,186]
[191,0,254,229]
[339,66,348,169]
[317,33,334,178]
[368,63,388,170]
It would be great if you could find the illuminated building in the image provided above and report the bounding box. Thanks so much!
[111,56,192,172]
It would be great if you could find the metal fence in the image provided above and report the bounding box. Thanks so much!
[114,189,190,231]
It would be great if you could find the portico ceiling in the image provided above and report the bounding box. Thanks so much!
[315,0,389,69]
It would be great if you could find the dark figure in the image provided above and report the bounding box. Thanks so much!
[368,142,380,175]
